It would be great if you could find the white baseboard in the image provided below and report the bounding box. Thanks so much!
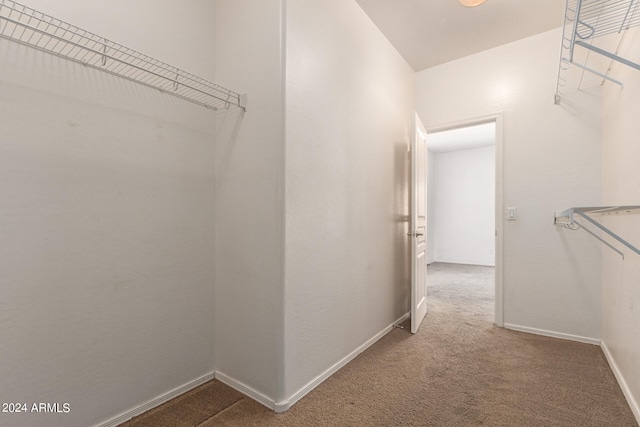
[601,341,640,424]
[96,312,412,423]
[277,311,411,413]
[503,323,601,346]
[214,371,278,412]
[503,324,640,423]
[95,317,614,425]
[95,372,215,427]
[216,311,411,414]
[432,260,495,267]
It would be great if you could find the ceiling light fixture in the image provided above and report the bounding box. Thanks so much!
[458,0,487,7]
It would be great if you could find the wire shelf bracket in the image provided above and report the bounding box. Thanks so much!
[0,0,246,111]
[555,0,640,104]
[554,206,640,259]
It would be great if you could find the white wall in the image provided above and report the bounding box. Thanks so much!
[213,0,286,403]
[432,146,495,266]
[426,150,436,264]
[601,27,640,421]
[416,29,603,341]
[0,2,217,427]
[284,0,414,402]
[19,0,216,80]
[214,0,415,408]
[4,3,617,424]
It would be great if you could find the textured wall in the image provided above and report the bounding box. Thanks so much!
[601,27,640,421]
[416,29,603,341]
[0,2,217,426]
[213,0,286,402]
[284,0,415,400]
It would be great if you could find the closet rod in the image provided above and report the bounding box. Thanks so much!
[0,0,246,111]
[554,206,640,258]
[575,40,640,71]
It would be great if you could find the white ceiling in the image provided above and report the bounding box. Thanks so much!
[427,122,495,153]
[356,0,565,71]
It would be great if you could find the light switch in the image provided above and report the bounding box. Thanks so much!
[507,207,517,220]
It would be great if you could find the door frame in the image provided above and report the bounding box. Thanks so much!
[425,112,504,327]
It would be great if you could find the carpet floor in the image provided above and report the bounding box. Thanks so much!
[121,262,637,426]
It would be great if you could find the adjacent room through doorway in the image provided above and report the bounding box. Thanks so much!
[426,122,496,319]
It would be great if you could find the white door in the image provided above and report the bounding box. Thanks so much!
[410,113,427,334]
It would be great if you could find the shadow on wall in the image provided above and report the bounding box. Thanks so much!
[214,107,245,190]
[394,141,411,314]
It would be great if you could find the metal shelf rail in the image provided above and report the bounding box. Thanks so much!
[555,0,640,103]
[0,0,246,111]
[554,206,640,258]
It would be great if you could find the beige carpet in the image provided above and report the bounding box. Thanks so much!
[121,263,637,426]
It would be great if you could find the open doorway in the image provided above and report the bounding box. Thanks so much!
[425,117,503,326]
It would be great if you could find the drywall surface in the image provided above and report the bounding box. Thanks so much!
[426,150,436,265]
[433,146,495,266]
[284,0,415,400]
[214,0,286,402]
[20,0,216,80]
[0,2,217,426]
[416,29,603,340]
[601,27,640,420]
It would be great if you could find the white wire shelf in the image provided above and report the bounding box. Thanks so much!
[0,0,246,111]
[555,0,640,102]
[554,206,640,258]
